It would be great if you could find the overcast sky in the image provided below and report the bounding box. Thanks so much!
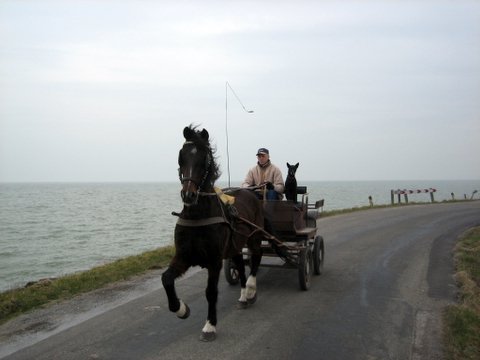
[1,1,479,183]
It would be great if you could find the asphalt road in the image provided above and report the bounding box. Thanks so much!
[1,201,479,360]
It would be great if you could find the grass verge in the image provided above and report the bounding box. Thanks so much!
[443,227,480,359]
[0,246,174,325]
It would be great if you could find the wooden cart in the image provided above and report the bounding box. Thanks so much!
[223,186,325,290]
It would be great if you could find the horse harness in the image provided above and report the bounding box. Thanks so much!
[173,191,265,252]
[173,193,294,256]
[174,191,228,227]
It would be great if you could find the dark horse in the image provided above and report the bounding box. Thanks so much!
[162,125,264,341]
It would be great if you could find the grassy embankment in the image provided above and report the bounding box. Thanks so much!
[443,226,480,359]
[0,246,174,325]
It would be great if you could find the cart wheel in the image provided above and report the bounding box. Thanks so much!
[313,235,325,275]
[223,258,239,285]
[298,247,313,290]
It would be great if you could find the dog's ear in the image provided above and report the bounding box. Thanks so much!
[287,162,290,168]
[295,163,299,169]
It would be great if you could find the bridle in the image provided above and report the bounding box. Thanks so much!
[178,141,213,205]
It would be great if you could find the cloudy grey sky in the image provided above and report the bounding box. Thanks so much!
[1,1,479,183]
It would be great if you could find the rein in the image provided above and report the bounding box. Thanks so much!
[233,214,296,251]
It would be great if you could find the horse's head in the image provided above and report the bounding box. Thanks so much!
[178,125,219,206]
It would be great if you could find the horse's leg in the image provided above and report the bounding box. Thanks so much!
[200,263,222,342]
[246,250,262,304]
[161,262,190,319]
[231,253,249,308]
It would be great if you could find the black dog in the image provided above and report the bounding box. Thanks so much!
[284,162,299,202]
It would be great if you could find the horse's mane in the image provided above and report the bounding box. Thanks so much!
[184,124,221,185]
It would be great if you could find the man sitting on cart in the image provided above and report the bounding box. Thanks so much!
[241,147,284,200]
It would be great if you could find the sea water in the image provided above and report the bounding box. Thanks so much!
[1,180,478,291]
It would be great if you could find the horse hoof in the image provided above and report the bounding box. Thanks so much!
[247,293,257,305]
[236,301,248,310]
[199,331,216,342]
[177,303,190,319]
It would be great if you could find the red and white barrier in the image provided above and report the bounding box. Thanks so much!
[392,188,436,195]
[391,188,436,204]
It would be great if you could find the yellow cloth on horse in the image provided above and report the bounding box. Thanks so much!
[214,187,235,205]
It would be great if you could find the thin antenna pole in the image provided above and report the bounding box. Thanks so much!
[225,81,254,188]
[225,82,231,187]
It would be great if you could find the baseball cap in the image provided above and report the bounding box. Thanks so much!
[256,148,269,155]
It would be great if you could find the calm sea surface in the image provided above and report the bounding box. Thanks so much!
[1,180,479,291]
